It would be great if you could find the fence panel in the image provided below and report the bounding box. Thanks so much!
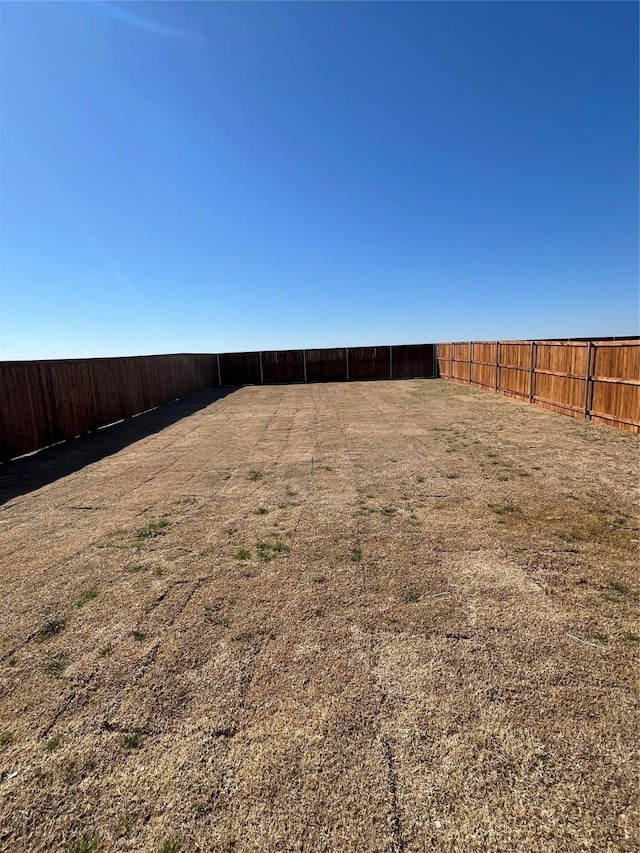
[499,366,530,398]
[590,341,640,429]
[435,338,639,432]
[594,341,640,381]
[472,342,497,364]
[391,344,435,379]
[591,381,640,429]
[535,372,585,414]
[305,348,348,382]
[535,342,587,377]
[0,363,44,459]
[470,361,495,389]
[500,342,531,370]
[218,352,261,385]
[435,344,452,378]
[451,343,471,381]
[262,350,305,384]
[348,346,391,381]
[0,355,217,461]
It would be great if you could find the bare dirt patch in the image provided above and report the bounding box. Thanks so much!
[0,380,638,852]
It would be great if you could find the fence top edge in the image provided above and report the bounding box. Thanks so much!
[445,339,639,347]
[0,353,215,367]
[219,343,435,358]
[2,338,637,368]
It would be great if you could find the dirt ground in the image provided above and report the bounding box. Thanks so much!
[0,379,638,853]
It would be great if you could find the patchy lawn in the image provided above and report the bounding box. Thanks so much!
[0,380,638,852]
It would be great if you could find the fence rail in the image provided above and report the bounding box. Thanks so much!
[436,339,640,433]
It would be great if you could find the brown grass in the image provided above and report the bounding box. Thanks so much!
[0,380,638,852]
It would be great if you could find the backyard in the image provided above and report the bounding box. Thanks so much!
[0,379,637,852]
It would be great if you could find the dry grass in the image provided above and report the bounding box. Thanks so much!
[0,379,638,852]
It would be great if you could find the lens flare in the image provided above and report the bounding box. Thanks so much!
[91,1,204,44]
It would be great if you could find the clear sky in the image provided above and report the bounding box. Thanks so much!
[1,1,638,360]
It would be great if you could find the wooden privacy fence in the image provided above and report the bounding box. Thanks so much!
[436,339,640,433]
[3,340,637,461]
[0,354,217,462]
[215,344,436,386]
[0,344,436,461]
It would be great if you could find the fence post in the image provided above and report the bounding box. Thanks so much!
[346,347,349,381]
[389,346,393,379]
[583,342,593,419]
[259,351,264,384]
[302,349,307,383]
[468,342,473,385]
[528,341,536,403]
[217,354,222,387]
[495,341,500,392]
[432,343,437,378]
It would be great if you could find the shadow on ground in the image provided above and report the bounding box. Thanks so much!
[0,387,237,505]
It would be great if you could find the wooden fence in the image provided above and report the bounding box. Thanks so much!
[436,339,640,433]
[0,354,217,461]
[215,343,436,386]
[2,340,636,461]
[0,344,436,461]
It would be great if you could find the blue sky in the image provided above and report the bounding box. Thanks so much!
[1,1,638,360]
